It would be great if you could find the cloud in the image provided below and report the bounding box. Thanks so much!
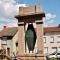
[6,20,18,27]
[0,0,18,19]
[43,13,56,27]
[0,0,56,30]
[45,13,56,20]
[1,0,16,4]
[16,4,27,7]
[0,0,26,31]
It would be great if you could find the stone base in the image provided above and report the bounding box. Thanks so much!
[17,54,46,60]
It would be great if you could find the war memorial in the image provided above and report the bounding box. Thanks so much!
[15,4,46,60]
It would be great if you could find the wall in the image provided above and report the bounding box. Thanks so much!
[12,32,18,55]
[44,31,60,54]
[7,39,12,55]
[2,38,12,56]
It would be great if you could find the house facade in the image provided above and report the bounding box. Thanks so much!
[44,25,60,54]
[0,26,18,57]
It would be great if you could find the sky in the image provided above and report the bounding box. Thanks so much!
[0,0,60,31]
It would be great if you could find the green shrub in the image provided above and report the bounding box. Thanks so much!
[49,58,60,60]
[50,57,57,60]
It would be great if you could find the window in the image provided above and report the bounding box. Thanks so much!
[57,36,60,42]
[2,37,7,44]
[52,47,57,53]
[50,37,54,43]
[58,47,60,51]
[44,47,48,54]
[43,37,46,43]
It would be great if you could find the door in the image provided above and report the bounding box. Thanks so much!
[7,47,10,56]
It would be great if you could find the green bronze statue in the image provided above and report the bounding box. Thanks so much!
[25,24,37,53]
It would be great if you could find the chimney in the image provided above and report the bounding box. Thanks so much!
[58,24,60,28]
[3,26,7,29]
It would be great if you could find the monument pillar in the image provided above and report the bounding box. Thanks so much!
[18,22,25,54]
[36,20,44,54]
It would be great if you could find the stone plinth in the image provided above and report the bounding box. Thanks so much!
[17,54,46,60]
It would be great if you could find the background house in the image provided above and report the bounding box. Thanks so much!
[0,26,18,57]
[44,24,60,54]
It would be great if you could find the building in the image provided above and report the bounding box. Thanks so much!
[44,24,60,54]
[0,26,18,57]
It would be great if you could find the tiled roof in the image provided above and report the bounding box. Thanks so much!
[0,26,60,37]
[44,27,60,33]
[0,27,18,37]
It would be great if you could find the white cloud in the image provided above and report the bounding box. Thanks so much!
[0,0,18,19]
[0,0,56,30]
[43,13,56,27]
[16,4,27,7]
[45,13,56,20]
[0,0,26,31]
[1,0,16,4]
[47,19,55,24]
[6,20,18,27]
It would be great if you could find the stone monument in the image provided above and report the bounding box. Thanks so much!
[15,4,46,60]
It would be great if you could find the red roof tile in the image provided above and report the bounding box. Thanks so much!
[44,27,60,32]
